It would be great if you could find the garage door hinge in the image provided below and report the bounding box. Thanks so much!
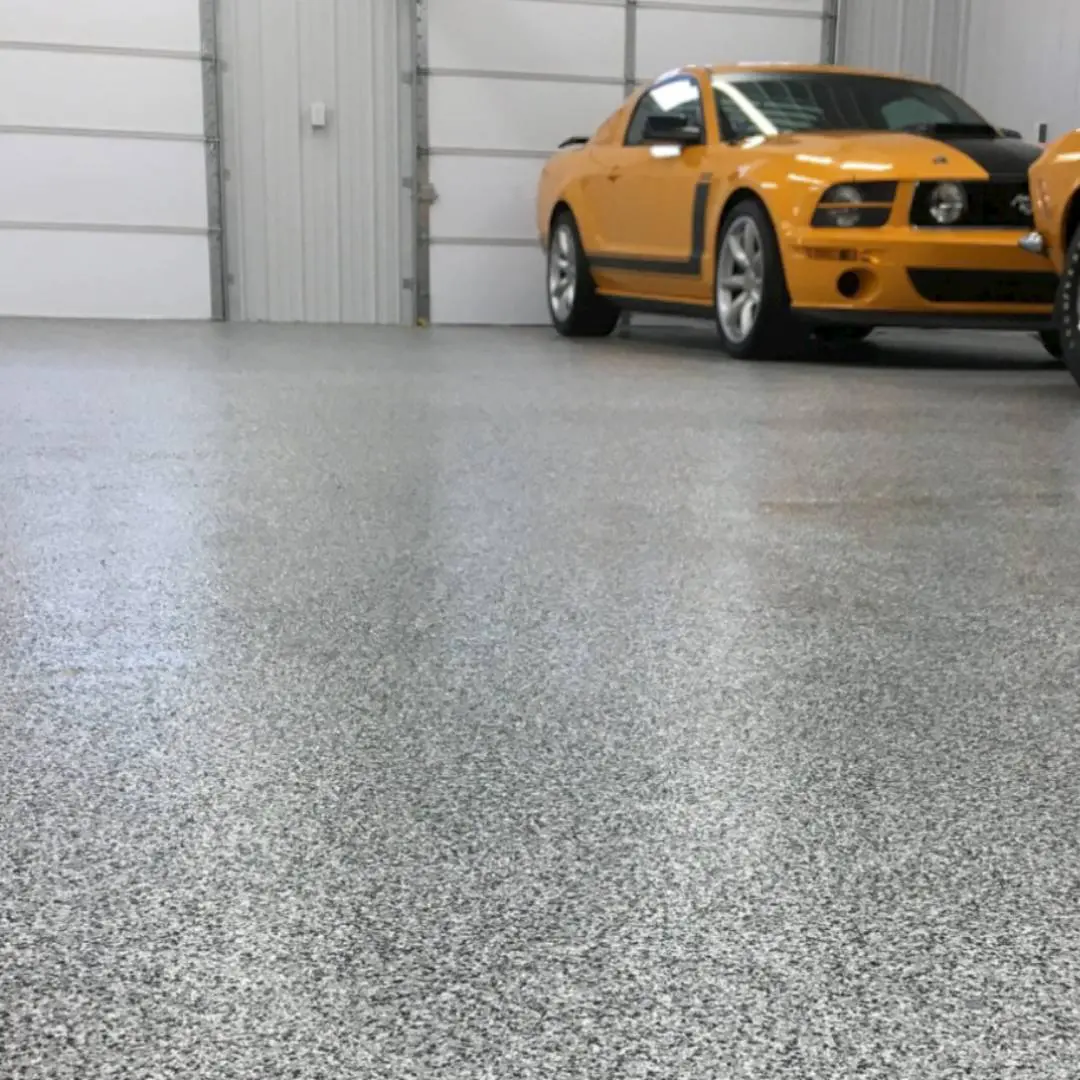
[417,182,438,205]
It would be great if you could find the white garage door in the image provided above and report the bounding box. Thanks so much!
[421,0,830,325]
[0,0,213,320]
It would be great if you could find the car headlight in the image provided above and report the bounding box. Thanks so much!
[822,184,863,228]
[811,182,896,228]
[928,181,967,225]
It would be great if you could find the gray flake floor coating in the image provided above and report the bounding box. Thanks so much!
[2,319,1080,1079]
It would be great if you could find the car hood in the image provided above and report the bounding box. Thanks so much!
[756,130,1043,181]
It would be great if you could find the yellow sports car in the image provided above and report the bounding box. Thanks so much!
[1026,130,1080,381]
[537,63,1060,359]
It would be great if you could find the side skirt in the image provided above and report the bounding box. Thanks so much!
[603,294,715,320]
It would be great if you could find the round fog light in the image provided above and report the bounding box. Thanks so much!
[929,181,967,225]
[837,270,861,298]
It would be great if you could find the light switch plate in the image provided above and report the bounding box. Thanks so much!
[310,102,327,129]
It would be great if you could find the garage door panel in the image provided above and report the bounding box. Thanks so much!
[0,52,204,135]
[0,230,211,319]
[430,245,546,325]
[0,135,208,229]
[429,156,544,242]
[427,0,624,79]
[640,0,824,12]
[0,0,200,53]
[636,8,823,80]
[428,76,624,153]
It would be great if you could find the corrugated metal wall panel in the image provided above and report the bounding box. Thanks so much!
[839,0,1079,141]
[961,0,1080,142]
[837,0,969,85]
[219,0,411,324]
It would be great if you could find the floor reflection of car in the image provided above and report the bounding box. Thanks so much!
[1026,130,1080,385]
[537,63,1060,360]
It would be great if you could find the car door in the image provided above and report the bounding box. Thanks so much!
[591,75,711,300]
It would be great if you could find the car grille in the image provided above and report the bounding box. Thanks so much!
[910,179,1034,228]
[907,268,1058,304]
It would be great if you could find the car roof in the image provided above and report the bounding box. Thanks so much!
[667,62,938,87]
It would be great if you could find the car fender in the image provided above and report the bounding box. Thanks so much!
[1031,129,1080,271]
[702,153,833,282]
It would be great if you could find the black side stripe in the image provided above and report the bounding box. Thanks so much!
[586,172,712,276]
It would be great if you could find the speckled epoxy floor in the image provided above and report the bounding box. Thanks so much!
[2,319,1080,1079]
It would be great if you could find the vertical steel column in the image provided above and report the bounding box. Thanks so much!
[412,0,431,326]
[199,0,228,321]
[821,0,841,65]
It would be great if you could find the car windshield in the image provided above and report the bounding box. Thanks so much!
[712,72,994,141]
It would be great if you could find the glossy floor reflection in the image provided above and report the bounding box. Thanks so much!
[2,320,1080,1079]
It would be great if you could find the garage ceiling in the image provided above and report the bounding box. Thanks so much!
[420,0,834,326]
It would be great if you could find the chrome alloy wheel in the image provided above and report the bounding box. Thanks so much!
[717,216,765,344]
[548,224,577,321]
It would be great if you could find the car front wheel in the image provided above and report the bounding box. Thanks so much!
[714,199,798,359]
[546,211,619,338]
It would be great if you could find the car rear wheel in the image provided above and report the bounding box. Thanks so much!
[1060,227,1080,389]
[547,211,619,338]
[714,199,797,359]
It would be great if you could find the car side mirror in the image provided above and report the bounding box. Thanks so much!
[642,114,703,145]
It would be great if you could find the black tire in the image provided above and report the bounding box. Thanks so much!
[1037,329,1063,360]
[1061,229,1080,388]
[546,210,619,338]
[713,198,798,359]
[812,325,874,344]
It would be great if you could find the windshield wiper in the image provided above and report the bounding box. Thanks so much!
[902,121,1000,138]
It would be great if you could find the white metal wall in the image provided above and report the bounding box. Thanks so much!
[0,0,213,320]
[217,0,413,324]
[421,0,831,326]
[838,0,1080,143]
[961,0,1080,143]
[836,0,969,86]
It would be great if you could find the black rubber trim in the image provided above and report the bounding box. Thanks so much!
[585,174,712,277]
[605,296,714,319]
[798,308,1054,330]
[907,268,1058,304]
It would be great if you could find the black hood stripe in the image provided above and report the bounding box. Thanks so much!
[917,134,1042,178]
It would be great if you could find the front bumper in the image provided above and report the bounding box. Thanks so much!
[784,225,1057,329]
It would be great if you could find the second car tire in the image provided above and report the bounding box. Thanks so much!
[1053,229,1080,389]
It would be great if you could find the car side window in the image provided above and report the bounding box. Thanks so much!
[624,77,704,146]
[881,96,951,129]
